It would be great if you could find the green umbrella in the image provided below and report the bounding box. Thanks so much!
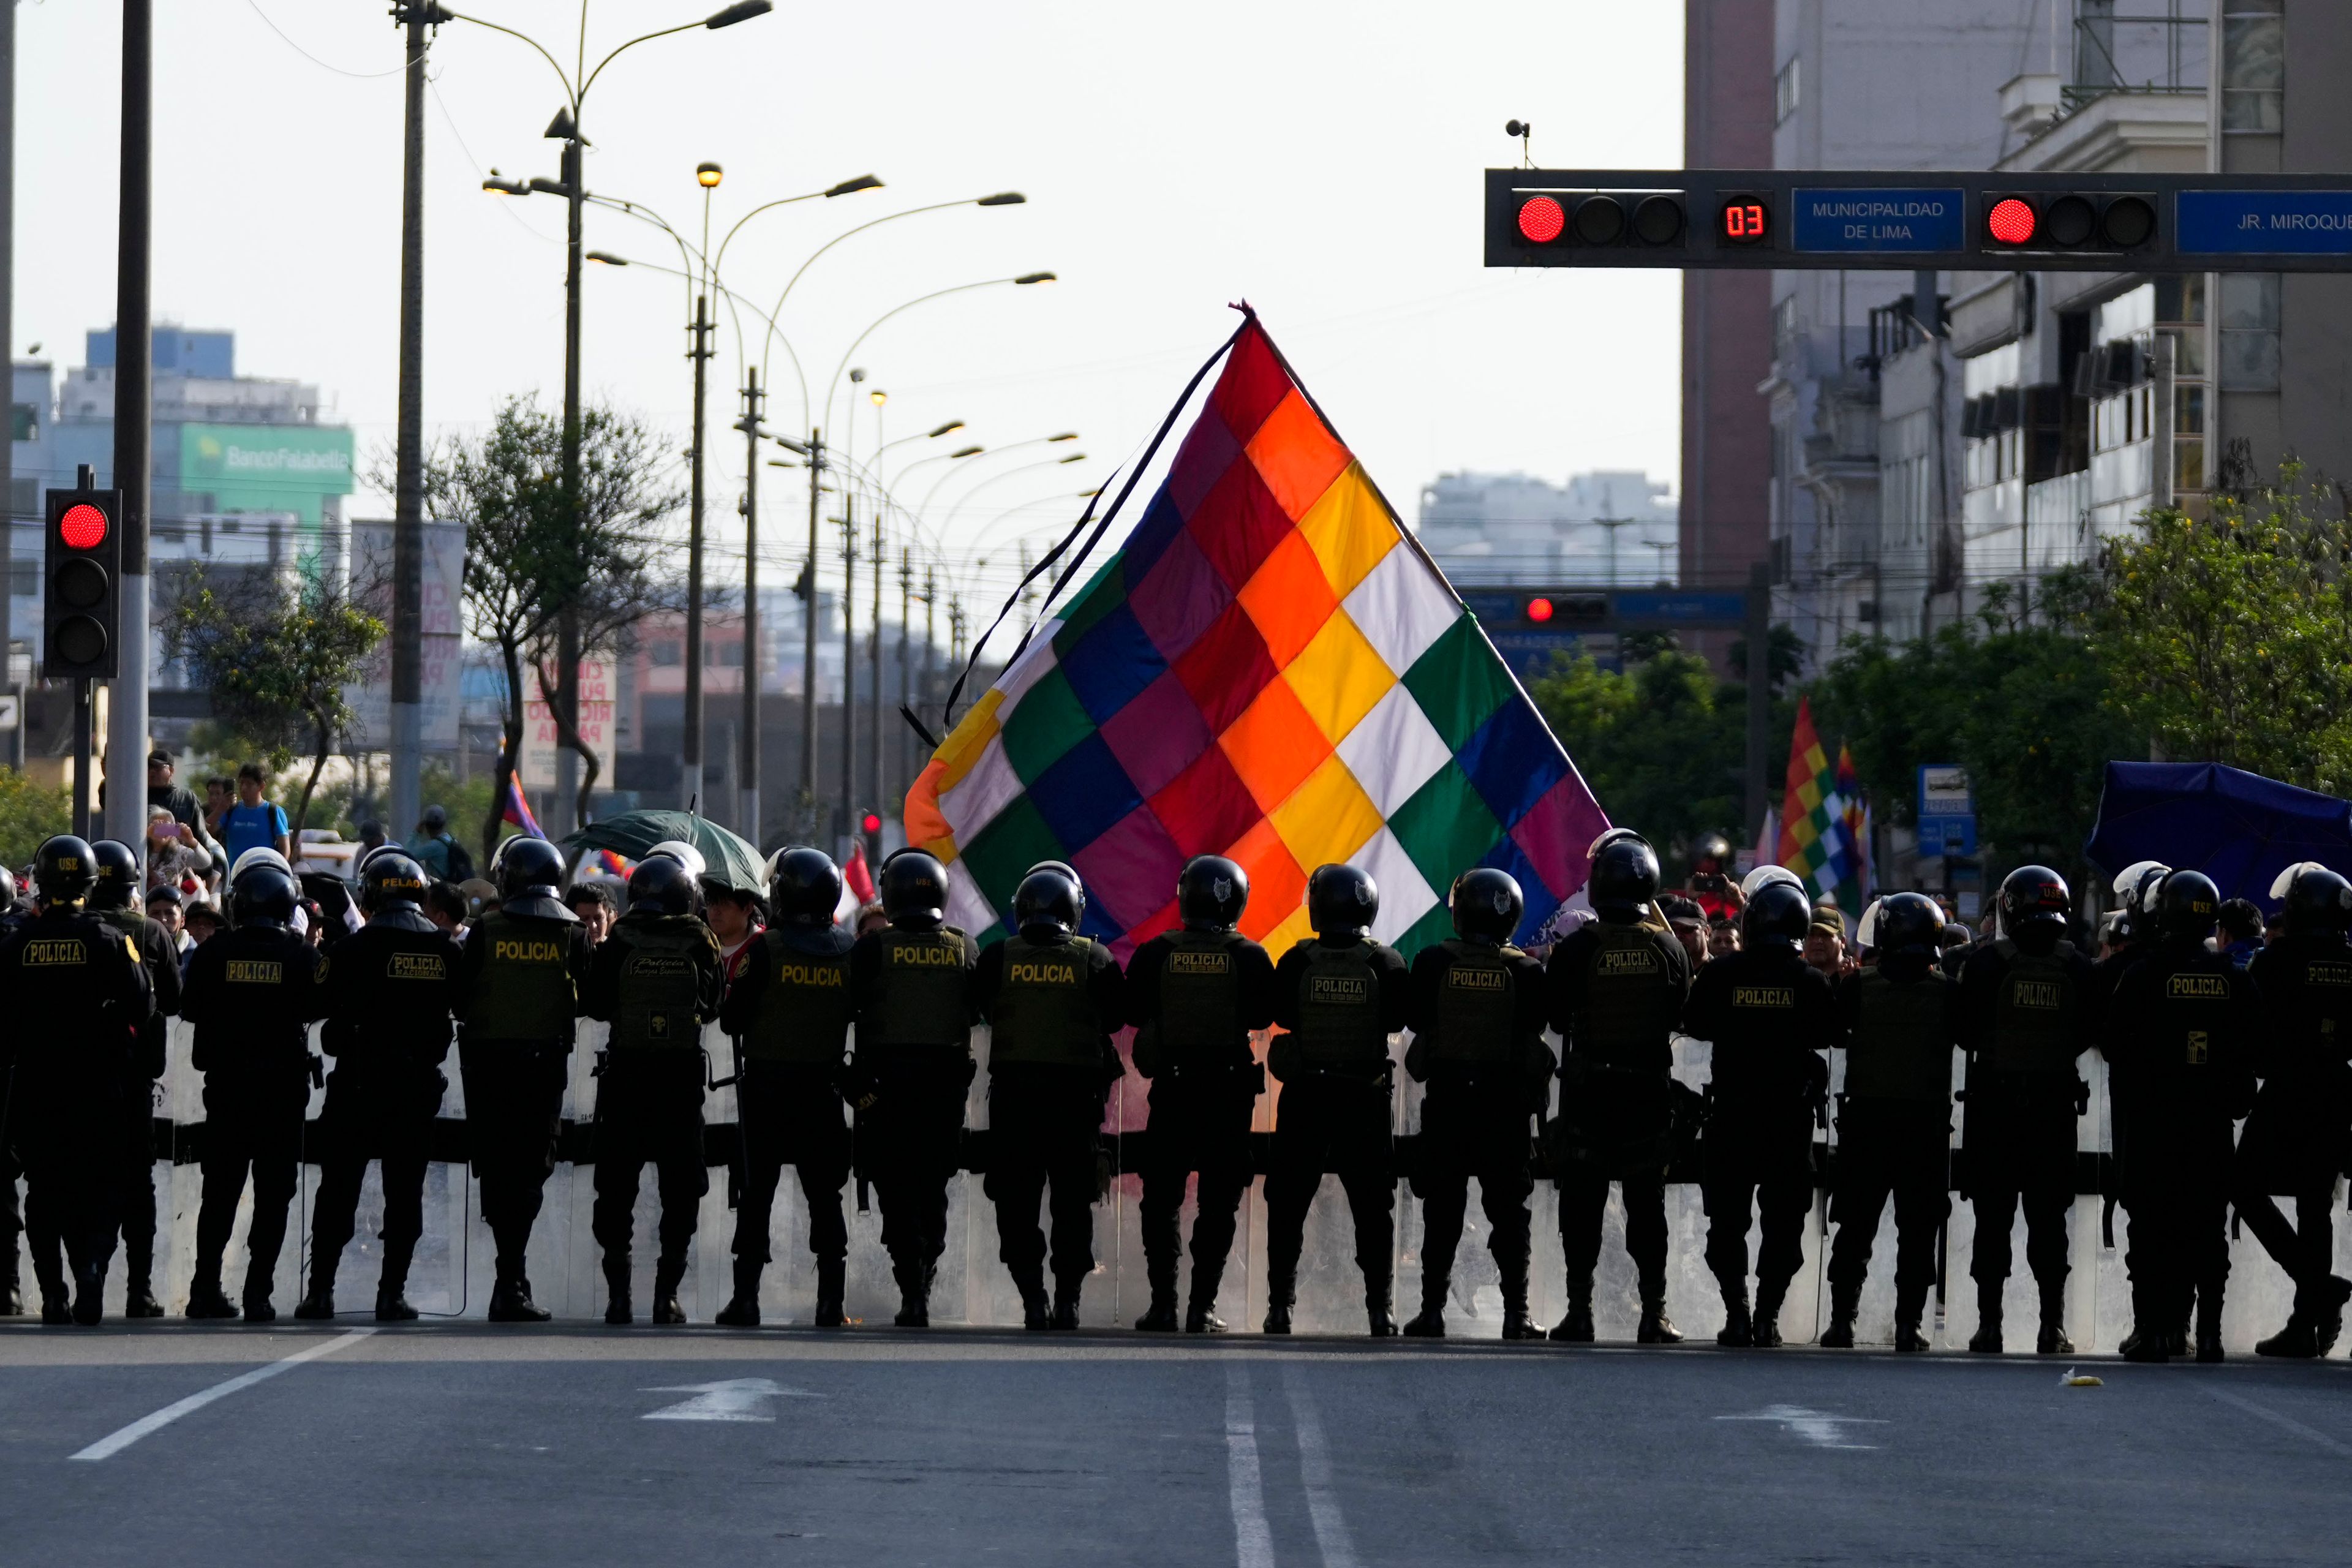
[560,809,766,892]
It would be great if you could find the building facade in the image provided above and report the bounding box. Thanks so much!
[1415,469,1678,586]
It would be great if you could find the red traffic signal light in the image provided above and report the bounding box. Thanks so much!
[1986,197,2036,246]
[1525,596,1555,624]
[1983,191,2156,252]
[1515,191,1686,249]
[57,502,110,551]
[1517,197,1565,243]
[861,812,882,835]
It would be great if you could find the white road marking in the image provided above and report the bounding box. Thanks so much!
[641,1378,821,1422]
[1281,1362,1360,1568]
[1716,1403,1887,1450]
[1226,1362,1276,1568]
[69,1329,378,1461]
[2200,1384,2352,1459]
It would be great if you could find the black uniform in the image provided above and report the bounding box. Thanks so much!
[181,922,328,1310]
[1955,938,2095,1298]
[1827,957,1958,1313]
[1403,938,1550,1320]
[717,924,858,1279]
[92,902,181,1308]
[2105,943,2258,1347]
[975,932,1125,1308]
[1682,947,1835,1325]
[1265,935,1411,1318]
[848,922,979,1300]
[2237,932,2352,1325]
[1546,918,1692,1313]
[1126,929,1276,1325]
[0,898,28,1314]
[309,910,461,1300]
[0,908,150,1315]
[452,903,590,1277]
[583,910,725,1284]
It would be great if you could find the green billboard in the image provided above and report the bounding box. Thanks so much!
[178,422,354,522]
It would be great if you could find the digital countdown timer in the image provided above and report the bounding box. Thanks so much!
[1719,195,1770,245]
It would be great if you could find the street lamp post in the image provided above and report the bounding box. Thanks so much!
[682,160,722,811]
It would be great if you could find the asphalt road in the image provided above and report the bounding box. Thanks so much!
[2,1321,2348,1567]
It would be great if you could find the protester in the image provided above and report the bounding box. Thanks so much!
[145,805,211,895]
[1661,894,1711,969]
[406,805,476,882]
[2216,898,2264,968]
[567,880,617,946]
[219,763,292,863]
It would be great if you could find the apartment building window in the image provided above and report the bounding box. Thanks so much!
[2222,1,2284,133]
[1771,293,1800,363]
[2218,273,2281,392]
[2156,275,2207,492]
[9,404,33,442]
[650,639,683,667]
[1774,56,1801,125]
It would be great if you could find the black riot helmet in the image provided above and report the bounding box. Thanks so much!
[497,837,567,902]
[1027,860,1083,897]
[770,846,843,930]
[1874,891,1946,959]
[880,849,950,930]
[2282,864,2352,935]
[2154,869,2220,946]
[1306,862,1378,941]
[232,864,300,929]
[1450,867,1523,945]
[1177,855,1248,931]
[1013,867,1084,938]
[360,852,430,915]
[1691,831,1733,871]
[89,839,140,910]
[1999,865,2071,952]
[1589,837,1662,922]
[32,834,97,907]
[625,853,696,918]
[1743,880,1813,951]
[1587,826,1651,865]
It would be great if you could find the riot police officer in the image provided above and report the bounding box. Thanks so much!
[1264,862,1411,1336]
[1546,836,1693,1344]
[453,835,589,1321]
[2104,870,2258,1362]
[297,853,461,1322]
[1126,856,1275,1333]
[0,837,151,1324]
[1822,892,1957,1352]
[1955,865,2095,1354]
[714,847,857,1328]
[976,867,1126,1329]
[584,854,724,1324]
[1682,880,1835,1346]
[181,862,327,1321]
[88,839,181,1317]
[0,865,28,1317]
[2238,865,2352,1356]
[1401,867,1550,1340]
[848,850,979,1327]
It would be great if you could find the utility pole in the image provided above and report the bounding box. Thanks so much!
[0,0,17,772]
[896,548,911,796]
[682,289,710,809]
[921,566,937,745]
[868,512,882,829]
[388,1,433,842]
[551,127,583,837]
[104,0,152,851]
[839,504,856,841]
[798,428,823,836]
[738,366,761,843]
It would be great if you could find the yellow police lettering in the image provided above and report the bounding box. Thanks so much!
[1166,951,1231,976]
[1008,960,1078,986]
[2310,962,2352,988]
[1733,986,1795,1009]
[2167,973,2229,1001]
[493,939,564,963]
[1310,975,1370,1005]
[388,952,447,981]
[1597,949,1660,978]
[1448,966,1509,991]
[2011,980,2064,1009]
[776,962,846,988]
[227,959,284,984]
[889,941,959,967]
[21,938,86,967]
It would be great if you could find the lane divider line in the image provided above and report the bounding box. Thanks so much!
[1281,1361,1361,1568]
[69,1329,379,1462]
[1226,1362,1276,1568]
[2199,1382,2352,1460]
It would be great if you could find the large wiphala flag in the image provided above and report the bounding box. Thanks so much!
[904,315,1607,957]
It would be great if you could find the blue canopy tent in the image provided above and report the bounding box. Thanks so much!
[2083,761,2352,910]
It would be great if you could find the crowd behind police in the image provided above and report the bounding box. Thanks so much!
[0,813,2343,1368]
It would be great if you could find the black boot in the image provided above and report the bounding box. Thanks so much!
[2256,1315,2320,1358]
[488,1268,551,1323]
[1403,1276,1447,1338]
[1819,1281,1860,1349]
[1263,1274,1294,1335]
[1550,1295,1595,1343]
[0,1250,20,1316]
[602,1254,633,1325]
[716,1259,763,1327]
[1365,1275,1398,1338]
[893,1256,930,1328]
[1969,1283,2003,1354]
[1716,1286,1752,1348]
[1051,1275,1084,1330]
[2318,1275,2352,1357]
[2120,1283,2171,1362]
[242,1267,277,1324]
[1894,1282,1931,1353]
[2195,1289,2225,1364]
[70,1256,105,1326]
[374,1245,418,1322]
[1184,1292,1227,1334]
[650,1254,688,1324]
[1014,1265,1050,1330]
[184,1261,237,1321]
[2036,1278,2072,1355]
[295,1257,338,1321]
[1139,1246,1179,1332]
[1637,1284,1683,1345]
[1499,1288,1543,1341]
[814,1256,847,1328]
[123,1253,163,1319]
[1750,1284,1785,1349]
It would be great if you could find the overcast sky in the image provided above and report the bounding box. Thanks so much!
[20,0,1684,611]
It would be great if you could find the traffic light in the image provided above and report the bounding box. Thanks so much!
[1514,191,1686,250]
[1981,190,2157,254]
[859,809,883,861]
[1518,593,1607,628]
[43,481,121,679]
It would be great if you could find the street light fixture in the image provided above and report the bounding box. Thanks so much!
[698,161,724,189]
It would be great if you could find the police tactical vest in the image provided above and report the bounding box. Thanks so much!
[863,927,973,1049]
[1141,929,1243,1063]
[988,933,1102,1070]
[1431,938,1517,1064]
[463,913,577,1043]
[1578,922,1677,1063]
[1842,967,1956,1105]
[609,922,707,1052]
[744,930,854,1065]
[1292,941,1389,1072]
[1988,938,2080,1076]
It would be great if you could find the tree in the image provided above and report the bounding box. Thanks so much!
[394,396,686,863]
[161,566,385,839]
[0,766,69,870]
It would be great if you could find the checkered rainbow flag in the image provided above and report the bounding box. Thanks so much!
[903,314,1608,957]
[1775,695,1864,916]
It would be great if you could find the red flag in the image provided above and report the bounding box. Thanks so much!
[843,842,877,905]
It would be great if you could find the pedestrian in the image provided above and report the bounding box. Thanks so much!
[1400,867,1551,1341]
[1125,855,1275,1335]
[219,763,292,865]
[298,853,461,1322]
[848,850,979,1327]
[147,884,189,954]
[184,903,225,951]
[583,854,723,1324]
[202,775,234,837]
[147,750,227,873]
[2216,899,2264,968]
[406,804,475,883]
[1803,911,1849,978]
[1545,837,1693,1344]
[424,880,468,935]
[974,867,1125,1329]
[87,840,183,1319]
[567,880,617,946]
[356,820,389,857]
[714,848,856,1328]
[1709,913,1741,955]
[1662,895,1711,970]
[1263,863,1411,1336]
[179,862,326,1321]
[704,881,762,968]
[453,837,590,1321]
[144,805,208,896]
[1681,881,1835,1347]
